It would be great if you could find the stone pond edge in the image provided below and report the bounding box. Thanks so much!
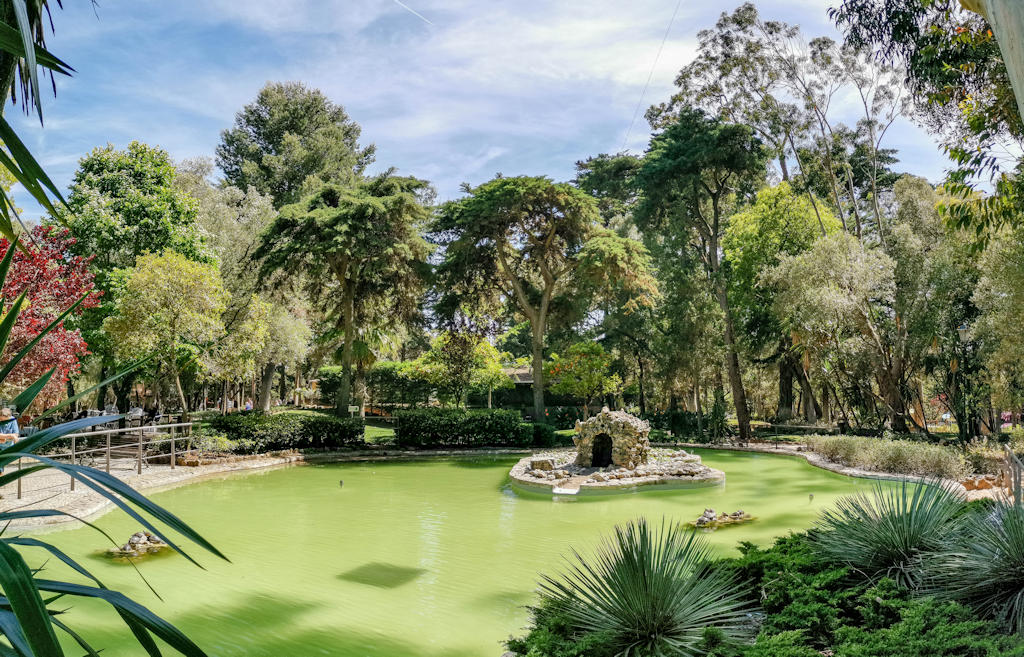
[11,440,993,532]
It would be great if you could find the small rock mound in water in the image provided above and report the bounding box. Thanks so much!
[107,531,168,558]
[691,508,752,530]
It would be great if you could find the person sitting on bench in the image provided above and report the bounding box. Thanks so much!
[0,408,19,474]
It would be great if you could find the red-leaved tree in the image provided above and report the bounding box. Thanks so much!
[0,225,100,412]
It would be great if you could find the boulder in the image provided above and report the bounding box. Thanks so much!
[530,458,556,471]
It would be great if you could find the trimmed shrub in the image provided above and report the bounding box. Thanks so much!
[317,366,346,406]
[530,422,558,448]
[806,435,969,480]
[207,410,364,453]
[394,408,530,448]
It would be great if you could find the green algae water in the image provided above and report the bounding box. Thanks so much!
[33,449,898,656]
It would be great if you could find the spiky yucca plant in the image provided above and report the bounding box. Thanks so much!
[812,480,964,588]
[537,518,753,657]
[923,500,1024,635]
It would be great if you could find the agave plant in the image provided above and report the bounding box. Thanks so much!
[812,480,964,588]
[537,518,753,657]
[922,500,1024,635]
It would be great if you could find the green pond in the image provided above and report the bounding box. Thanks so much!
[33,449,898,656]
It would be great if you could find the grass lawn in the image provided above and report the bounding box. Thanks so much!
[365,421,395,443]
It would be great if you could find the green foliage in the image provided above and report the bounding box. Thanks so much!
[544,342,621,415]
[505,599,618,657]
[317,366,347,406]
[62,141,215,401]
[104,250,229,411]
[207,410,365,453]
[642,410,710,440]
[366,360,432,407]
[393,408,530,448]
[813,482,965,588]
[255,173,432,410]
[406,332,513,407]
[544,406,583,430]
[806,435,969,479]
[528,422,558,448]
[723,182,841,349]
[64,141,213,277]
[924,500,1024,635]
[216,81,375,208]
[533,518,753,656]
[833,595,1024,657]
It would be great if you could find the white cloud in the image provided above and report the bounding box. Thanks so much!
[7,0,949,216]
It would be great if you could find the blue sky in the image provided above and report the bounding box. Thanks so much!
[10,0,949,218]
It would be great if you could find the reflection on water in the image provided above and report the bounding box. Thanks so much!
[31,449,900,657]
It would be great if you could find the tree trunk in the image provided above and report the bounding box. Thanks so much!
[799,369,818,424]
[338,280,356,413]
[530,323,545,420]
[714,285,752,443]
[636,350,647,416]
[174,373,189,421]
[96,362,110,411]
[355,362,366,418]
[694,377,704,441]
[278,365,287,405]
[777,354,795,421]
[258,362,277,412]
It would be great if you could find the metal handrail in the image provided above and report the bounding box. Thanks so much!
[12,421,199,500]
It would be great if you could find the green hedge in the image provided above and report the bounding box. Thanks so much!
[207,411,364,453]
[394,408,533,448]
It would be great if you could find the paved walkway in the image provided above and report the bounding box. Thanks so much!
[0,452,307,531]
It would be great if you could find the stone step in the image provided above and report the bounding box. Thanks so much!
[552,475,590,495]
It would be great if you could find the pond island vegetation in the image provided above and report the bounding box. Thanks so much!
[1,1,1024,656]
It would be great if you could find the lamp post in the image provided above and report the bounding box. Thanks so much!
[957,322,972,442]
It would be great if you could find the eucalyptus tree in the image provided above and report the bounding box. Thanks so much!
[634,108,768,443]
[217,81,375,208]
[831,0,1020,243]
[768,176,976,433]
[255,172,432,411]
[175,158,310,412]
[723,182,842,421]
[433,175,657,419]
